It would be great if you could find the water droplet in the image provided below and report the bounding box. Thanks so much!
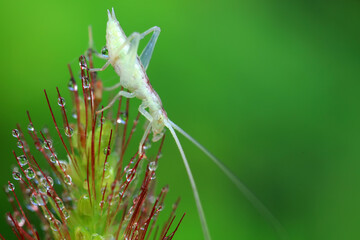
[72,111,77,119]
[148,161,158,172]
[8,182,15,191]
[12,172,21,181]
[103,147,111,155]
[17,155,28,166]
[126,169,135,182]
[27,123,34,131]
[40,176,54,188]
[17,141,24,149]
[83,77,90,89]
[13,211,25,227]
[104,162,110,172]
[111,194,120,204]
[25,168,35,179]
[43,210,52,220]
[58,161,68,171]
[12,129,19,138]
[64,175,72,185]
[55,197,65,210]
[101,46,108,55]
[116,116,126,125]
[65,126,74,137]
[43,140,52,149]
[50,153,57,163]
[50,219,61,231]
[80,61,87,70]
[63,209,70,219]
[150,172,156,180]
[57,97,66,107]
[99,200,105,208]
[68,80,77,91]
[144,139,151,150]
[38,184,47,194]
[30,192,48,206]
[99,116,105,125]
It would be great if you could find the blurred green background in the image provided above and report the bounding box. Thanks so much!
[1,0,360,239]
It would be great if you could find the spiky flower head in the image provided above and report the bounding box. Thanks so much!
[3,50,184,239]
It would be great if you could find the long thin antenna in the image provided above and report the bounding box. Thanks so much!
[165,121,211,240]
[169,120,287,239]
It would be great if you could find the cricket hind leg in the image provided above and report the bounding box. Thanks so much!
[168,120,287,239]
[165,121,212,240]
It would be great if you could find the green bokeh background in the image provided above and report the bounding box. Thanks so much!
[1,0,360,239]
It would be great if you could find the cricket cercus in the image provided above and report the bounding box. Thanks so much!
[89,8,284,240]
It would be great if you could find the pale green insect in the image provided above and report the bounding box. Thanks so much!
[90,8,285,240]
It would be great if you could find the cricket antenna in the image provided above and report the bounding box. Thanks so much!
[165,121,211,240]
[168,120,287,240]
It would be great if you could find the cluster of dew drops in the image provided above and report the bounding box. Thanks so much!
[8,123,72,231]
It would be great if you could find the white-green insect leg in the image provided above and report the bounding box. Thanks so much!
[139,26,161,70]
[96,91,135,114]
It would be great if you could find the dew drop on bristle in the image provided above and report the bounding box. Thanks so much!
[12,172,21,181]
[25,168,35,180]
[100,116,105,124]
[43,140,52,149]
[50,219,61,231]
[148,161,158,172]
[80,61,87,70]
[151,172,156,180]
[30,192,48,206]
[58,161,68,171]
[12,129,19,138]
[43,210,52,220]
[17,141,24,149]
[57,97,66,107]
[40,176,54,188]
[27,123,35,131]
[38,184,47,194]
[8,182,15,191]
[116,117,126,125]
[55,197,65,210]
[126,169,135,182]
[63,209,70,219]
[68,80,77,91]
[72,111,77,119]
[104,147,111,155]
[83,77,90,89]
[144,139,151,150]
[13,211,25,227]
[65,126,74,137]
[64,175,72,185]
[17,155,28,166]
[50,153,57,163]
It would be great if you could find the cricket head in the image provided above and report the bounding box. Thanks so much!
[106,8,126,62]
[152,109,167,142]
